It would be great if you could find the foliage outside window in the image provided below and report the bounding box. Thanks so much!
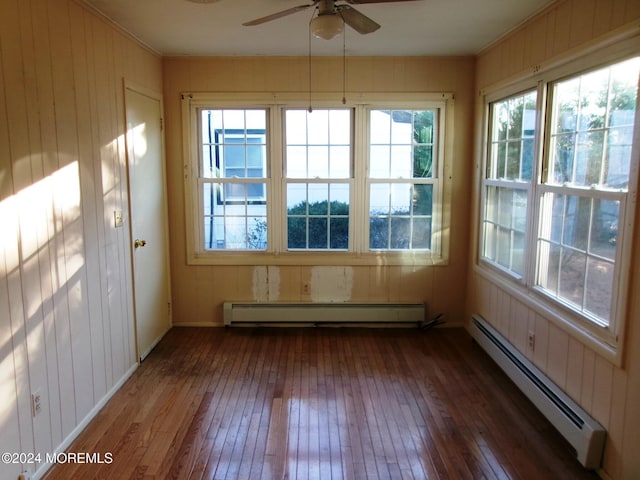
[480,56,640,343]
[536,58,639,326]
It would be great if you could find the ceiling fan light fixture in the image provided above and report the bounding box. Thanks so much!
[310,14,344,40]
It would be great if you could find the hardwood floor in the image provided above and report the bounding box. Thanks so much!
[43,327,599,480]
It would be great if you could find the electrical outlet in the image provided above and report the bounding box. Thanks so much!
[31,391,42,417]
[527,331,535,350]
[302,282,311,294]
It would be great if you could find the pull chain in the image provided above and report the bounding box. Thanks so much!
[342,25,346,105]
[308,16,313,113]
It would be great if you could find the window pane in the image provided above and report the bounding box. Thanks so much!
[548,58,639,188]
[329,110,351,144]
[370,145,390,178]
[370,217,389,249]
[370,110,391,143]
[201,109,267,185]
[329,146,350,178]
[308,218,328,248]
[307,109,329,144]
[309,183,328,215]
[286,146,308,178]
[585,257,614,320]
[481,186,527,276]
[202,182,267,250]
[308,146,329,178]
[390,217,410,249]
[370,183,390,214]
[330,218,349,249]
[287,217,306,249]
[488,91,537,181]
[370,109,436,181]
[413,184,433,216]
[286,182,350,250]
[536,191,622,325]
[369,183,432,250]
[390,146,411,178]
[391,183,411,214]
[590,199,618,260]
[286,110,307,144]
[412,217,432,249]
[285,109,351,180]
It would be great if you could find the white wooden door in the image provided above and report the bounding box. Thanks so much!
[125,84,171,361]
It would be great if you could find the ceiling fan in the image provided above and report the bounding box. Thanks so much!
[243,0,420,40]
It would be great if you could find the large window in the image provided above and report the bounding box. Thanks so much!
[480,55,640,346]
[200,109,268,250]
[184,94,450,264]
[285,109,352,250]
[368,110,436,250]
[482,91,537,276]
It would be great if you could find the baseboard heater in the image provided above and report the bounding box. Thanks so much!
[223,302,426,327]
[470,314,605,470]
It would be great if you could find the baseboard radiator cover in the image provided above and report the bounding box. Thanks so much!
[223,302,426,327]
[470,314,606,470]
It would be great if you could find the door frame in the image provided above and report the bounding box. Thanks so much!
[123,79,172,362]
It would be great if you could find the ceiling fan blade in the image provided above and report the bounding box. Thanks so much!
[346,0,421,3]
[243,4,313,26]
[337,5,380,34]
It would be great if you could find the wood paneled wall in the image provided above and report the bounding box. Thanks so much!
[469,1,640,479]
[162,56,475,327]
[0,0,162,478]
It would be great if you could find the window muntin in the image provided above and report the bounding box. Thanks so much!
[481,91,537,276]
[200,108,268,250]
[368,109,437,250]
[284,108,352,250]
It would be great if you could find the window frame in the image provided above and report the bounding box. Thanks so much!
[182,92,453,266]
[476,40,640,361]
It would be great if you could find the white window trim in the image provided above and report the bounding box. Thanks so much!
[182,92,453,267]
[474,33,640,364]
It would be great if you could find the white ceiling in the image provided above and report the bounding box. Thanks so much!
[82,0,555,57]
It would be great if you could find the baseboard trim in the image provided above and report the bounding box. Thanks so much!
[32,363,138,480]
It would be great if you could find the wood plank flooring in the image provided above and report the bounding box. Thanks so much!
[43,327,599,480]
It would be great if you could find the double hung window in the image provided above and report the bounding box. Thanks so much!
[184,94,450,265]
[285,109,352,250]
[368,109,437,250]
[482,92,536,276]
[480,55,640,349]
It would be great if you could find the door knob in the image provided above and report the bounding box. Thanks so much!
[134,239,147,248]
